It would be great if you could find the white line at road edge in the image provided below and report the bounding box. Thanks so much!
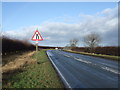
[46,51,72,89]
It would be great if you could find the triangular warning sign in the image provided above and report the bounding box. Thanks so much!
[31,30,43,41]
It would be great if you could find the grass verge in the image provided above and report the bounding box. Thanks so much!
[64,50,120,61]
[3,49,64,88]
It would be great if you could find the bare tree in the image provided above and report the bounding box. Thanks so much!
[64,45,71,50]
[83,33,101,52]
[69,38,79,50]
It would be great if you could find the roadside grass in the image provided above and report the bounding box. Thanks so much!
[64,50,120,61]
[3,49,64,88]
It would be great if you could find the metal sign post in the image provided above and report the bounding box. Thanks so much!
[36,41,38,52]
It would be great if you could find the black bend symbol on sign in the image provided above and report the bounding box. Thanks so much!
[36,34,39,39]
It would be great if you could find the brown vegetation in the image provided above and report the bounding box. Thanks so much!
[2,37,63,55]
[2,37,36,55]
[72,46,120,56]
[2,51,37,88]
[2,51,36,73]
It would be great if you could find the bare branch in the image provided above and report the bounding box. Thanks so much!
[69,38,79,47]
[83,32,101,52]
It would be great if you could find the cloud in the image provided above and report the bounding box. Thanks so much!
[3,6,118,47]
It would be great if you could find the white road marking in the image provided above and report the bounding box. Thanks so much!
[74,58,92,64]
[47,52,54,56]
[52,51,120,75]
[75,57,120,75]
[47,51,72,89]
[64,54,71,57]
[63,53,120,75]
[101,66,120,75]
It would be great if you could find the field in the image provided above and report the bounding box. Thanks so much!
[3,49,64,88]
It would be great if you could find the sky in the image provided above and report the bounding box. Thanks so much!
[2,2,118,47]
[0,2,1,31]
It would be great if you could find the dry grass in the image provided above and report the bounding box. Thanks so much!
[2,51,36,73]
[3,49,64,88]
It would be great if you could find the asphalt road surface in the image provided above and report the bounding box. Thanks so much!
[47,50,119,88]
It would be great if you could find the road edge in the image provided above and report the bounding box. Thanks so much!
[46,50,72,89]
[63,50,119,61]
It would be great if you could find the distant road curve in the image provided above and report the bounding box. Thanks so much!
[46,50,119,88]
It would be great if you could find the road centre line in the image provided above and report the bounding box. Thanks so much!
[60,52,120,75]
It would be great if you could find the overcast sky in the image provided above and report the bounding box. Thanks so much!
[2,2,118,47]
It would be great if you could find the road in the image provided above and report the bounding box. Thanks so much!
[46,50,119,88]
